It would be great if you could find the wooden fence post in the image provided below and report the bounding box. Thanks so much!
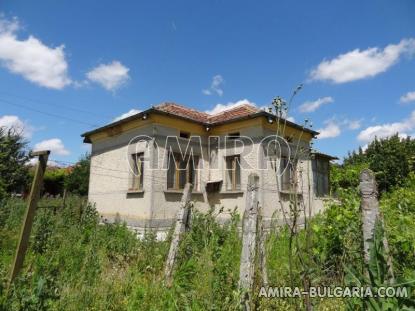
[164,183,193,286]
[8,150,50,289]
[359,169,394,281]
[239,173,260,310]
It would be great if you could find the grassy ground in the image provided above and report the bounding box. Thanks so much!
[0,190,413,310]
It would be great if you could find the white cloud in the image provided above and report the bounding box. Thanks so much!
[357,111,415,142]
[0,15,71,89]
[87,61,130,91]
[34,138,70,156]
[345,119,362,130]
[310,38,415,83]
[28,158,63,167]
[202,74,224,96]
[113,109,141,122]
[400,91,415,103]
[299,96,333,113]
[317,120,341,139]
[0,115,33,138]
[205,99,256,115]
[286,116,295,122]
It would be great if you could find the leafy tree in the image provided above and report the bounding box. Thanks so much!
[341,134,415,193]
[0,127,30,198]
[43,167,68,196]
[64,154,90,196]
[330,162,369,194]
[366,135,414,192]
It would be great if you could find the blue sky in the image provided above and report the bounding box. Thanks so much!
[0,0,414,164]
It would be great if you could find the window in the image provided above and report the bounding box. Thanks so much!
[179,131,190,139]
[228,132,240,140]
[130,153,144,190]
[167,152,198,190]
[225,155,241,191]
[280,157,296,191]
[312,158,329,197]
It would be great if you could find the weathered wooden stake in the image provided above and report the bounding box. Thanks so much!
[359,169,394,281]
[8,150,49,289]
[164,183,193,286]
[239,173,260,310]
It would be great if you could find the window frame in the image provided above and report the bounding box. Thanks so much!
[227,132,240,140]
[312,158,329,197]
[167,152,199,191]
[279,156,297,191]
[225,155,241,191]
[130,152,144,191]
[179,131,190,139]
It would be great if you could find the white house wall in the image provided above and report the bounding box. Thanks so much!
[88,122,329,232]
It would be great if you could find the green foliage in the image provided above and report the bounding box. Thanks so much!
[0,127,30,198]
[0,199,243,310]
[331,162,369,194]
[311,189,363,281]
[1,185,414,309]
[381,173,415,277]
[343,134,415,193]
[344,219,415,310]
[42,168,68,196]
[64,154,90,196]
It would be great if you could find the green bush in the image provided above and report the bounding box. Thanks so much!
[381,173,415,278]
[64,154,90,196]
[1,190,414,310]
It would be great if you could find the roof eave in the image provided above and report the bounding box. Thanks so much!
[81,108,319,143]
[81,108,155,142]
[259,111,319,136]
[312,151,339,161]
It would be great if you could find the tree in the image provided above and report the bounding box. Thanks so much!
[43,167,68,196]
[0,127,30,198]
[341,134,415,193]
[64,154,90,196]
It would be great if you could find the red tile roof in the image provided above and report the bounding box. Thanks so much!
[155,102,211,123]
[82,101,319,141]
[154,102,260,124]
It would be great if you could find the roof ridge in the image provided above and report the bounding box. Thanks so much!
[156,102,210,116]
[208,103,259,116]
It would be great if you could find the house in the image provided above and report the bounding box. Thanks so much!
[82,102,336,235]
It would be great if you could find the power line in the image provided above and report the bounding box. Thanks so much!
[0,98,101,128]
[0,91,115,119]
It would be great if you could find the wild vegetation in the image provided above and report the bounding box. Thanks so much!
[0,129,415,309]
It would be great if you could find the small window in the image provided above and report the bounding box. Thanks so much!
[228,132,240,140]
[179,131,190,139]
[225,155,241,191]
[284,136,293,143]
[167,152,198,190]
[130,153,144,190]
[280,157,296,191]
[312,158,329,197]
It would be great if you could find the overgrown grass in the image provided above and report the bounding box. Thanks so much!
[0,190,414,310]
